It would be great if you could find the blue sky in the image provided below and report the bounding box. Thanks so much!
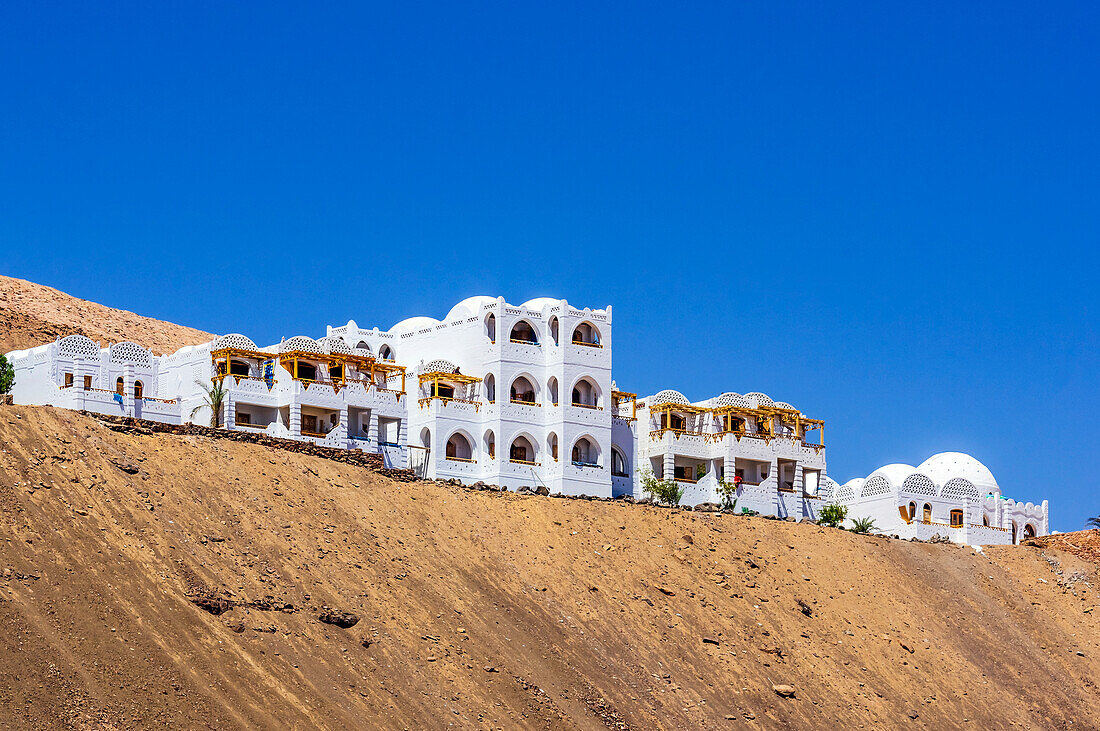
[1,2,1097,528]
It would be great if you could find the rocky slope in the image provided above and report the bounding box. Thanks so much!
[0,275,213,355]
[0,405,1097,730]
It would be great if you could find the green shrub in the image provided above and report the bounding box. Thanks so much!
[850,516,877,534]
[641,470,685,507]
[717,477,737,511]
[0,354,13,394]
[818,503,848,528]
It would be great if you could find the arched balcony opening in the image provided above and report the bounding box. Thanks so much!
[1023,523,1036,539]
[571,377,601,409]
[571,321,601,347]
[420,427,432,449]
[115,377,124,395]
[983,514,990,527]
[445,432,474,462]
[485,314,497,344]
[571,436,601,468]
[509,320,539,345]
[547,377,559,406]
[908,501,917,521]
[549,316,560,345]
[355,340,372,355]
[379,344,395,361]
[547,432,559,462]
[922,503,932,523]
[509,435,537,465]
[133,380,144,399]
[484,374,496,403]
[611,447,629,477]
[1011,521,1018,544]
[484,430,496,459]
[510,376,538,405]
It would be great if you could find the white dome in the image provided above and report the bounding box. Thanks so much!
[918,452,999,492]
[390,316,440,334]
[745,392,774,408]
[651,389,689,406]
[446,296,497,321]
[521,297,559,311]
[868,463,916,490]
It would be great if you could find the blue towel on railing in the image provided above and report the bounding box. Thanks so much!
[113,392,124,405]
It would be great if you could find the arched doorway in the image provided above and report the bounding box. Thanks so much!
[484,430,496,459]
[115,377,124,395]
[133,380,143,399]
[509,320,539,345]
[510,376,537,404]
[571,436,600,467]
[547,377,559,406]
[445,432,473,461]
[509,435,537,464]
[485,314,497,343]
[1023,523,1036,539]
[922,503,932,523]
[547,432,559,461]
[379,344,395,361]
[484,373,496,402]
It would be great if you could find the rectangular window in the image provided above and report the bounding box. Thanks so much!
[950,509,964,527]
[83,375,92,390]
[64,373,73,387]
[235,412,251,425]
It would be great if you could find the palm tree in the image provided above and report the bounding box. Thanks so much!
[1088,516,1100,530]
[190,378,227,427]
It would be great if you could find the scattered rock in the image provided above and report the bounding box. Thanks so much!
[772,684,796,698]
[534,485,550,496]
[657,586,676,596]
[694,502,720,512]
[318,610,360,628]
[908,710,919,719]
[191,596,232,616]
[796,599,813,617]
[702,637,720,646]
[225,619,246,633]
[484,665,499,673]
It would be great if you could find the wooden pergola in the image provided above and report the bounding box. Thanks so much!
[611,389,638,420]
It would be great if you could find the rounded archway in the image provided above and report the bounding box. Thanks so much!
[549,316,560,346]
[485,313,497,343]
[509,375,538,404]
[611,446,629,477]
[133,380,144,399]
[571,321,601,346]
[907,501,917,521]
[922,503,932,523]
[419,427,432,449]
[509,320,539,345]
[355,340,372,355]
[445,431,474,461]
[1023,523,1036,539]
[547,377,559,406]
[571,376,601,409]
[509,435,537,464]
[115,377,124,395]
[484,373,497,403]
[379,344,395,361]
[484,429,496,459]
[571,436,601,467]
[547,432,559,461]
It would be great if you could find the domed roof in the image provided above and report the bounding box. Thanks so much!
[714,392,748,408]
[423,359,460,374]
[917,452,999,491]
[651,389,689,406]
[280,336,324,354]
[317,336,352,355]
[445,296,497,321]
[213,333,258,351]
[745,392,773,408]
[869,463,916,489]
[390,316,440,334]
[521,297,559,311]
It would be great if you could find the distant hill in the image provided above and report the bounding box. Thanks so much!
[0,274,213,355]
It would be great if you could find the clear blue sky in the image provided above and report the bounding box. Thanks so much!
[1,3,1097,529]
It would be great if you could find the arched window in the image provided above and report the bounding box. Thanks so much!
[484,374,496,402]
[908,501,917,521]
[510,376,537,404]
[950,509,964,527]
[445,432,473,461]
[420,427,432,449]
[484,430,496,459]
[355,340,372,355]
[133,381,144,399]
[549,316,559,345]
[509,436,536,464]
[547,432,559,461]
[982,514,990,527]
[571,436,600,467]
[922,503,932,523]
[485,314,497,343]
[115,377,124,395]
[1023,523,1036,539]
[571,377,600,408]
[611,447,628,477]
[571,321,601,346]
[547,377,559,406]
[379,344,395,361]
[509,320,539,345]
[1011,521,1018,544]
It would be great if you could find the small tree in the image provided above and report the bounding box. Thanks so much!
[850,516,877,534]
[717,477,737,512]
[0,354,14,394]
[818,503,848,528]
[190,378,227,427]
[641,469,685,507]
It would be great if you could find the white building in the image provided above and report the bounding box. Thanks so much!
[327,296,635,496]
[636,389,828,518]
[3,294,1053,544]
[833,453,1049,545]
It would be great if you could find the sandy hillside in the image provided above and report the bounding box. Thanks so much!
[0,275,213,355]
[0,405,1097,730]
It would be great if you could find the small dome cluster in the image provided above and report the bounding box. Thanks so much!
[844,452,998,501]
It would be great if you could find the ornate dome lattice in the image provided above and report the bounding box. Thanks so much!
[715,392,748,408]
[836,486,856,502]
[861,475,892,498]
[58,334,100,359]
[652,389,689,406]
[424,359,460,374]
[902,473,937,497]
[280,336,324,354]
[941,478,980,499]
[318,336,352,355]
[774,401,796,411]
[745,392,774,408]
[213,333,258,351]
[109,341,152,366]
